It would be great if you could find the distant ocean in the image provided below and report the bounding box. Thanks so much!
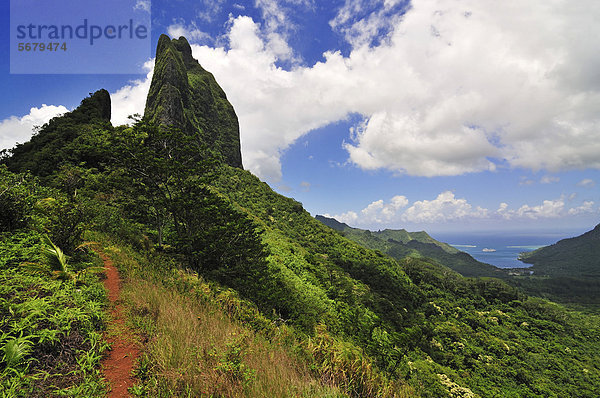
[431,231,582,269]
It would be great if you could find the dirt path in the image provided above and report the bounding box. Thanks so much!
[99,252,141,398]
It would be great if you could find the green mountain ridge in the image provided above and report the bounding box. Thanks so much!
[520,223,600,277]
[2,35,600,397]
[508,223,600,306]
[316,215,505,279]
[316,215,458,253]
[2,89,113,178]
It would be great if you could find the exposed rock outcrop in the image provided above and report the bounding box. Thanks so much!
[145,34,243,168]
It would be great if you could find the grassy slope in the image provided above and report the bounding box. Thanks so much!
[93,232,413,397]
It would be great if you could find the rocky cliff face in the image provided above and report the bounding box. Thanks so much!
[145,34,243,169]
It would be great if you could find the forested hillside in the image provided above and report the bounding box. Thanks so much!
[1,35,600,397]
[2,89,112,179]
[520,224,600,277]
[512,224,600,307]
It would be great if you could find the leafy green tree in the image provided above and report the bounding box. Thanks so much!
[111,119,268,281]
[0,166,36,232]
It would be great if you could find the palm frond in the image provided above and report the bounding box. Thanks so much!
[41,235,68,273]
[51,270,73,282]
[2,335,33,368]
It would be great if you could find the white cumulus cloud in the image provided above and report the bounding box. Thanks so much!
[568,201,595,215]
[325,210,358,225]
[328,192,597,228]
[174,0,600,181]
[167,23,211,43]
[497,197,597,220]
[577,179,595,187]
[110,59,154,126]
[540,175,560,184]
[0,105,69,151]
[358,195,409,223]
[40,0,594,184]
[514,199,566,220]
[401,191,488,223]
[330,191,486,227]
[330,0,405,47]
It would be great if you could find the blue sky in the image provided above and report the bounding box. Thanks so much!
[1,0,599,235]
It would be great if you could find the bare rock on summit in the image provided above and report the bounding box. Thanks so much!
[144,34,243,169]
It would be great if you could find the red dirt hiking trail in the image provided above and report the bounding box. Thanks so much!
[98,251,141,397]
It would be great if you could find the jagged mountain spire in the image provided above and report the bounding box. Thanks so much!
[145,34,243,169]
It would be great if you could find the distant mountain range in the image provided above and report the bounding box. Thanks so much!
[316,215,505,278]
[317,215,600,306]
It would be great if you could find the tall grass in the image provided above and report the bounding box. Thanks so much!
[92,232,416,397]
[93,235,341,397]
[125,278,342,397]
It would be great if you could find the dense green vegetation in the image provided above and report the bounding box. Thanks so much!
[520,224,600,278]
[401,257,600,397]
[209,164,600,397]
[0,167,107,397]
[1,90,112,180]
[2,34,600,396]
